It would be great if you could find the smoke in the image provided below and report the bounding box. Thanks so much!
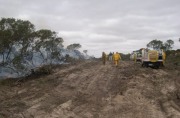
[0,45,87,79]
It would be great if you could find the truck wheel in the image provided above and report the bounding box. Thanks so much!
[142,62,145,67]
[145,62,148,68]
[154,63,159,69]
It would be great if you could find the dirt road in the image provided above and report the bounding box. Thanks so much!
[0,60,180,118]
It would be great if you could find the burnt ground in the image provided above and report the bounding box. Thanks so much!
[0,60,180,118]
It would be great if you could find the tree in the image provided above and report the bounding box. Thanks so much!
[0,18,64,70]
[34,29,64,64]
[0,18,35,66]
[67,43,81,50]
[0,17,85,77]
[164,39,174,50]
[147,39,163,50]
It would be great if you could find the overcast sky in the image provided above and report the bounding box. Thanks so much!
[0,0,180,57]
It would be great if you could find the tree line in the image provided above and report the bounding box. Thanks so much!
[146,39,175,51]
[0,18,84,76]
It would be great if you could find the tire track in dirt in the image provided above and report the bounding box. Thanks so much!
[44,61,135,118]
[20,61,101,117]
[44,62,119,118]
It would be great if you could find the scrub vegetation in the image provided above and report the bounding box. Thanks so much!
[0,18,89,78]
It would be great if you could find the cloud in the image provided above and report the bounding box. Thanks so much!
[0,0,180,57]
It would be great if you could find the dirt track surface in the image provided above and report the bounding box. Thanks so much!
[0,60,180,118]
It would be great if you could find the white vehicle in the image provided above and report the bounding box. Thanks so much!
[141,49,165,68]
[130,49,143,62]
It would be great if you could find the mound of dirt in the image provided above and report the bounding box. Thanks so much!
[0,60,180,118]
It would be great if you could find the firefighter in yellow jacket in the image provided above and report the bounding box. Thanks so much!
[113,52,121,66]
[163,51,166,66]
[102,52,107,65]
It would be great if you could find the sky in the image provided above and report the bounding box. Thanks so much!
[0,0,180,57]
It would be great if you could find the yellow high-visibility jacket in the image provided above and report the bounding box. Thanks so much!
[163,52,166,60]
[113,53,121,61]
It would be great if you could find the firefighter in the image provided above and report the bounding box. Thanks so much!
[102,52,107,65]
[113,52,121,67]
[163,51,166,66]
[109,52,113,61]
[112,52,115,64]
